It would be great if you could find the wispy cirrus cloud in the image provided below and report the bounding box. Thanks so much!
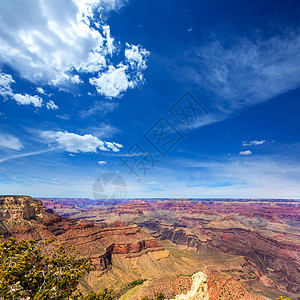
[87,123,120,139]
[184,30,300,128]
[0,134,23,150]
[80,100,119,118]
[0,149,51,164]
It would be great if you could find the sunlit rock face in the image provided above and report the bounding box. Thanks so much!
[171,271,209,300]
[0,195,45,220]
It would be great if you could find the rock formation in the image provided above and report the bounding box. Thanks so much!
[171,271,209,300]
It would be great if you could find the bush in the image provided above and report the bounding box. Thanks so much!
[83,288,114,300]
[128,279,147,288]
[155,292,165,300]
[140,292,165,300]
[0,236,93,300]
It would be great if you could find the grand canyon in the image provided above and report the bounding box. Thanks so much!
[0,195,299,299]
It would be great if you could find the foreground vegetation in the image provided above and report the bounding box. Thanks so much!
[0,236,94,300]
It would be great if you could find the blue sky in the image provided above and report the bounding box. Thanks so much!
[0,0,300,199]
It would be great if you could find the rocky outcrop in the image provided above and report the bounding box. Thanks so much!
[171,272,209,300]
[0,195,45,220]
[57,223,164,270]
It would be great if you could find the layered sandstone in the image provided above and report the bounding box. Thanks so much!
[0,195,45,220]
[68,198,299,298]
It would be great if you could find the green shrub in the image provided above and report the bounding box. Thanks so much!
[0,236,93,300]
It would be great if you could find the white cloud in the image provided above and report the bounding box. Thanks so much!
[112,142,123,148]
[89,64,132,98]
[50,73,84,86]
[89,43,149,98]
[125,43,149,70]
[95,0,128,14]
[0,134,23,150]
[0,0,149,98]
[243,140,266,146]
[0,71,14,98]
[97,160,107,165]
[36,87,46,95]
[105,141,123,152]
[13,93,43,107]
[1,71,45,108]
[40,130,123,153]
[239,150,252,156]
[0,0,106,84]
[46,100,59,110]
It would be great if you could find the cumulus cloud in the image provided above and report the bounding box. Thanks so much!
[89,44,149,98]
[0,0,149,98]
[97,160,107,165]
[243,140,266,146]
[125,43,149,70]
[1,70,61,110]
[46,100,59,110]
[1,70,44,107]
[13,93,43,107]
[89,64,132,98]
[0,134,23,150]
[40,130,123,153]
[239,150,252,156]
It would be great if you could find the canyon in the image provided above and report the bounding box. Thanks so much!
[1,195,299,299]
